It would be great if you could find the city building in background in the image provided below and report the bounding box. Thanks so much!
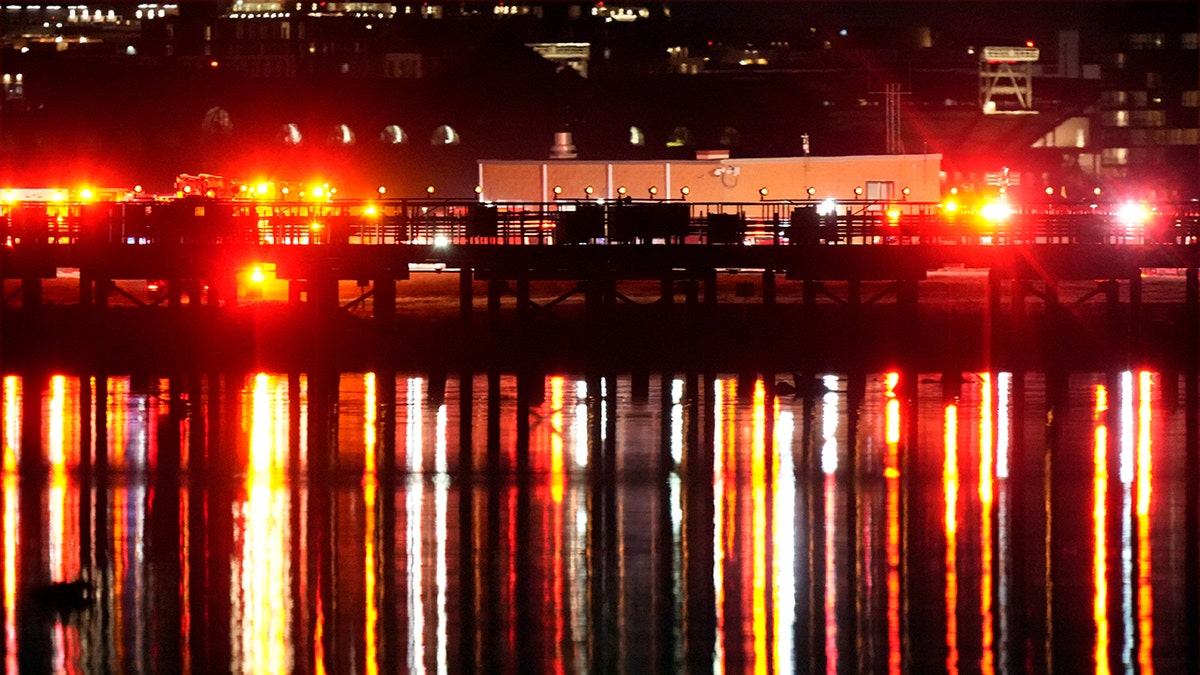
[0,2,1195,199]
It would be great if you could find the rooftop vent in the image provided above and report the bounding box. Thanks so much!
[550,131,577,159]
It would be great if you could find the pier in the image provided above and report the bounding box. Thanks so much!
[3,198,1200,370]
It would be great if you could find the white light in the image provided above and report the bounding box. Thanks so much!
[433,234,451,248]
[980,200,1012,222]
[1116,202,1149,227]
[816,198,836,216]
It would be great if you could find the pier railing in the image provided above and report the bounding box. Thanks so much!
[4,198,1200,248]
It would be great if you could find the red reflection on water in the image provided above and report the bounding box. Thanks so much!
[232,373,293,673]
[713,378,730,668]
[824,472,838,675]
[1093,384,1110,675]
[363,373,379,675]
[751,380,767,675]
[944,402,959,675]
[4,376,19,472]
[884,373,902,674]
[978,373,995,675]
[3,472,17,675]
[1136,372,1154,673]
[549,377,566,674]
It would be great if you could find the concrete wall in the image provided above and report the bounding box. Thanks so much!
[478,154,943,203]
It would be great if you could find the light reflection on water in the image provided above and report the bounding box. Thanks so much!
[0,368,1196,672]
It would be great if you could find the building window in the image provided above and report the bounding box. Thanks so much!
[1102,110,1130,127]
[1183,90,1199,108]
[1101,90,1128,106]
[1131,110,1165,127]
[865,181,894,201]
[1129,33,1164,49]
[1183,33,1199,49]
[1146,72,1162,89]
[1101,148,1129,165]
[281,21,290,40]
[629,126,645,146]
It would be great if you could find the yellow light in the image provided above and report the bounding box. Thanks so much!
[942,200,958,213]
[679,186,689,197]
[886,208,901,222]
[364,205,377,216]
[256,182,270,195]
[1,190,16,204]
[250,266,265,284]
[648,186,658,196]
[79,188,95,201]
[311,222,323,233]
[617,186,627,196]
[585,185,595,196]
[474,185,483,195]
[806,186,817,196]
[854,186,863,196]
[759,187,769,197]
[311,186,324,199]
[426,185,435,195]
[50,190,65,202]
[1045,186,1055,196]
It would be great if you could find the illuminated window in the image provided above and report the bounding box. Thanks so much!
[1101,148,1129,165]
[1183,33,1199,49]
[1103,110,1130,127]
[1129,33,1164,49]
[380,125,407,144]
[1131,110,1165,127]
[1101,90,1128,106]
[431,124,460,145]
[666,126,694,148]
[1183,91,1199,108]
[719,127,740,146]
[629,125,645,146]
[865,180,895,201]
